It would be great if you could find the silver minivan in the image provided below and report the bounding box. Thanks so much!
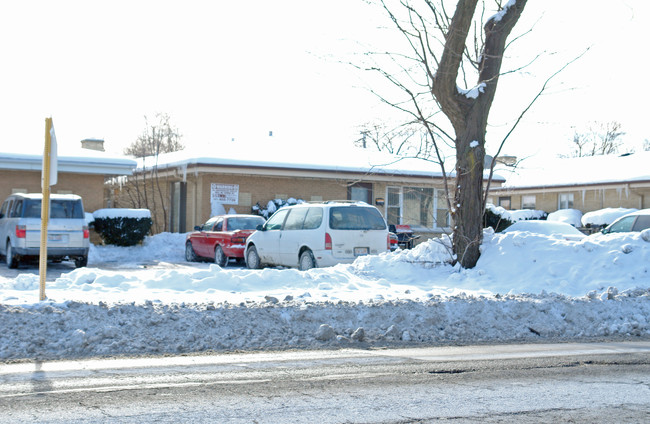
[0,193,90,268]
[245,201,390,270]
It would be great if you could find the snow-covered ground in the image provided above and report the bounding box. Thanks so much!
[1,228,649,361]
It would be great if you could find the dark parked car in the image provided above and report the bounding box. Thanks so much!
[185,214,266,266]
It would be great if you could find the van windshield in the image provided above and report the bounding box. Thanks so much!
[329,207,386,230]
[24,199,84,219]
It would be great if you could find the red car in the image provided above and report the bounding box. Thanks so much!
[185,214,266,266]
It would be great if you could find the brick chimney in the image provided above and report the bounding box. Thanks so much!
[81,138,105,152]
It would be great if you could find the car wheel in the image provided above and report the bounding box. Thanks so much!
[6,241,19,269]
[185,242,197,262]
[299,250,316,271]
[246,246,262,269]
[214,245,228,267]
[74,255,88,268]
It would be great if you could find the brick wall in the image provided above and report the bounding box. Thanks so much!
[112,168,454,235]
[0,170,106,213]
[190,173,351,228]
[491,186,650,213]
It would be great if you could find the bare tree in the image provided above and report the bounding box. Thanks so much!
[363,0,527,268]
[355,121,436,158]
[123,113,184,232]
[567,121,627,157]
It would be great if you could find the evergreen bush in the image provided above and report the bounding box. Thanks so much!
[92,209,153,246]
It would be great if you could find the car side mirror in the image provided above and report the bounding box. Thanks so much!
[194,225,201,231]
[601,228,609,234]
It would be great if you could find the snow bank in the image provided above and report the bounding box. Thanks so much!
[0,229,648,361]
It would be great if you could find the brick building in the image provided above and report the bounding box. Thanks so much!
[488,151,650,213]
[0,150,137,213]
[115,144,504,238]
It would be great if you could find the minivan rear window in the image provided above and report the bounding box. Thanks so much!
[23,199,84,219]
[329,206,386,230]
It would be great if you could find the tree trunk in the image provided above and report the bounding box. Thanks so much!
[431,0,527,268]
[453,110,487,267]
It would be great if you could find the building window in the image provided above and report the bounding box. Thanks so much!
[498,196,511,210]
[521,195,536,210]
[386,186,449,229]
[348,182,373,204]
[559,193,574,209]
[386,187,401,227]
[436,189,450,228]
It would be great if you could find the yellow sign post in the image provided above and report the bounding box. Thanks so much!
[39,117,56,301]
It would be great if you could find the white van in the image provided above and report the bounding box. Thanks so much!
[245,201,390,270]
[0,193,90,268]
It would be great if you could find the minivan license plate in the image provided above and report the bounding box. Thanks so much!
[354,247,369,256]
[49,234,63,242]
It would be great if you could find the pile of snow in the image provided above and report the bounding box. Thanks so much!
[548,208,583,227]
[1,230,649,361]
[582,208,638,227]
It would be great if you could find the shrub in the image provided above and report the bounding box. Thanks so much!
[484,207,513,232]
[251,197,305,218]
[92,209,153,246]
[483,204,547,232]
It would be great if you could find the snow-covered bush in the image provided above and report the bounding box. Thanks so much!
[484,203,547,232]
[92,208,153,246]
[251,197,305,218]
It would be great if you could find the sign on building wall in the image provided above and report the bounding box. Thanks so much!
[211,183,239,204]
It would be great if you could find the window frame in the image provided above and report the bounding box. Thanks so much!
[498,196,511,210]
[521,195,536,210]
[558,193,574,210]
[385,186,449,230]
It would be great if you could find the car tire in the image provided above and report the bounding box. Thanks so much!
[185,242,197,262]
[6,241,19,269]
[299,250,316,271]
[74,255,88,268]
[246,246,262,269]
[214,245,228,267]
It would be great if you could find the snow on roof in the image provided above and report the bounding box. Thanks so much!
[136,141,504,181]
[0,149,137,176]
[8,193,82,200]
[500,151,650,189]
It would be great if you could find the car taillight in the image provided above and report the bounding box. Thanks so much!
[83,225,90,239]
[15,225,26,238]
[388,235,394,250]
[325,233,332,250]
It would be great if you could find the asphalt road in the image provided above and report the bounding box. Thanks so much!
[1,342,649,423]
